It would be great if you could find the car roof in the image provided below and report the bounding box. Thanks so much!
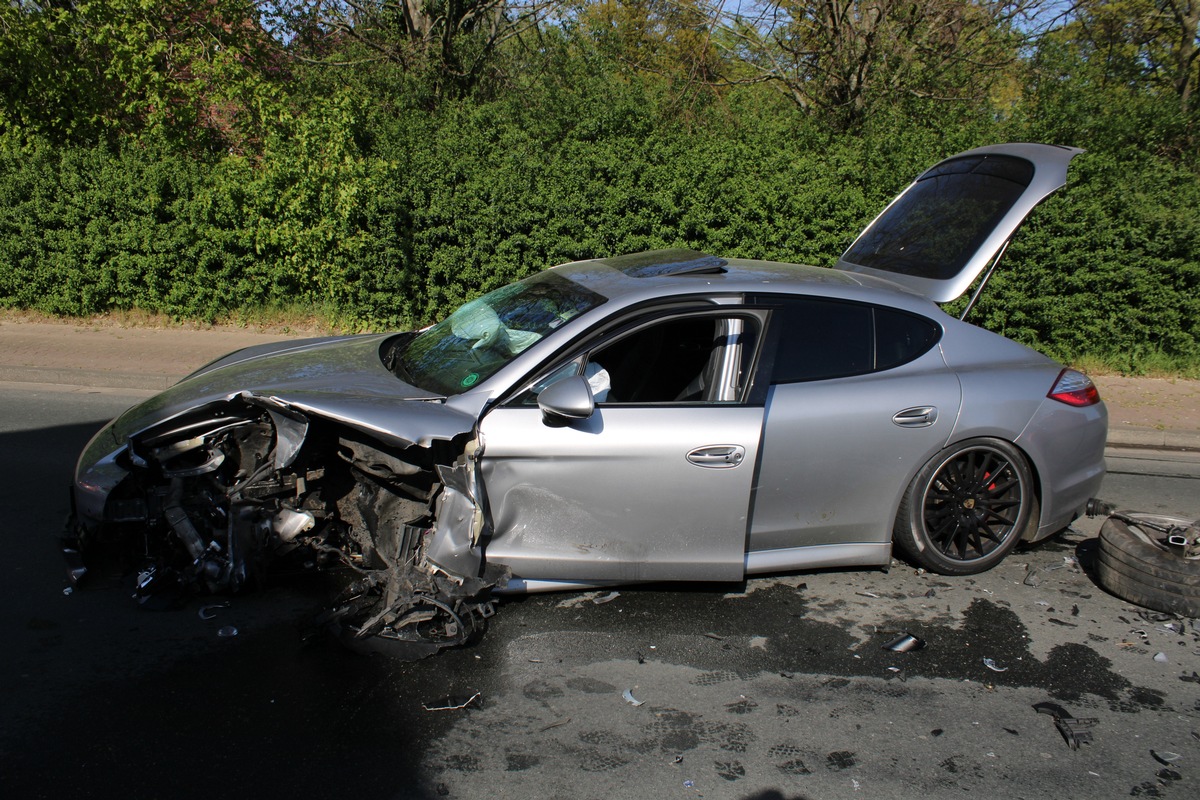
[550,249,938,315]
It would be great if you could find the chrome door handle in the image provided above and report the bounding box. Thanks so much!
[686,445,746,468]
[892,406,938,427]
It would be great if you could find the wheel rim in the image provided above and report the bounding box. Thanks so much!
[920,446,1026,562]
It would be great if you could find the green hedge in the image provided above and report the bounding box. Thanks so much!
[1,99,1198,372]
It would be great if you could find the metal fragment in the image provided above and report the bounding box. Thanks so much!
[198,602,229,621]
[883,633,926,652]
[422,692,482,712]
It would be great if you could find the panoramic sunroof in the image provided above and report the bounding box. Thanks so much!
[600,249,728,278]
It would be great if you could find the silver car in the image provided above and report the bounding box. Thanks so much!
[68,143,1107,655]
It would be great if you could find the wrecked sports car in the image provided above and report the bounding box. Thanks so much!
[67,143,1107,656]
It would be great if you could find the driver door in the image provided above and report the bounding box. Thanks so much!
[477,310,767,583]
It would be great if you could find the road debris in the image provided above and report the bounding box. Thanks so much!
[856,591,880,598]
[591,591,620,605]
[703,632,724,640]
[538,718,570,732]
[1033,701,1098,750]
[198,602,229,620]
[1023,567,1042,587]
[883,633,926,652]
[422,692,482,712]
[1151,750,1182,766]
[217,625,238,638]
[1154,652,1169,663]
[622,688,645,707]
[983,658,1008,672]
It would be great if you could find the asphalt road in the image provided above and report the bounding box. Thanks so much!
[2,382,1199,800]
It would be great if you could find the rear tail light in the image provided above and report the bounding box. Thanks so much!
[1048,368,1100,407]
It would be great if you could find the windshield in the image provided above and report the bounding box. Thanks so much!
[390,270,606,395]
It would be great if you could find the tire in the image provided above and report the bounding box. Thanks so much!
[894,438,1034,575]
[1097,515,1200,618]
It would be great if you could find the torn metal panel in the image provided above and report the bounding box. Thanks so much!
[426,439,487,578]
[69,395,500,659]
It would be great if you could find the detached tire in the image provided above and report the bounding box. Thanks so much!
[1097,515,1200,618]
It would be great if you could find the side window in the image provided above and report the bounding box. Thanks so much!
[768,298,940,384]
[520,314,760,405]
[875,307,941,370]
[771,299,873,382]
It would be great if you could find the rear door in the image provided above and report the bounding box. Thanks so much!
[836,143,1083,303]
[746,296,961,555]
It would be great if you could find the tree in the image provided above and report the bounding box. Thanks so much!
[0,0,283,150]
[267,0,564,99]
[719,1,1037,131]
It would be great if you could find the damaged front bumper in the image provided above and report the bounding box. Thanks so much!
[66,396,504,659]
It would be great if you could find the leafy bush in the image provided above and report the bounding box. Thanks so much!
[1,91,1198,372]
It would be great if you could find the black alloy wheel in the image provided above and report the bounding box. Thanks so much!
[895,438,1034,575]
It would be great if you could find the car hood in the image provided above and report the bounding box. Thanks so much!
[108,334,473,449]
[836,143,1083,303]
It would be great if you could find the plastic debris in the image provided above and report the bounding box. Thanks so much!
[198,602,229,621]
[623,688,645,707]
[924,588,937,598]
[422,692,482,712]
[62,587,73,596]
[1154,652,1169,663]
[1151,750,1182,766]
[856,591,880,598]
[636,651,645,664]
[983,658,1008,672]
[1023,568,1042,587]
[703,632,724,640]
[883,633,926,652]
[1033,701,1098,750]
[683,780,694,788]
[672,755,684,764]
[591,591,620,605]
[217,626,238,638]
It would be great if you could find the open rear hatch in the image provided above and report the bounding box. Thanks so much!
[835,143,1083,305]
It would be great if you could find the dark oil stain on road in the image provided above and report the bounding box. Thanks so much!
[489,583,1163,710]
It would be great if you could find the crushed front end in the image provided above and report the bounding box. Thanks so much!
[67,395,503,659]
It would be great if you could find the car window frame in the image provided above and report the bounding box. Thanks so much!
[748,293,943,386]
[503,305,772,409]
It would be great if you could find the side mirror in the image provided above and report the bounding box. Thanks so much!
[537,375,595,424]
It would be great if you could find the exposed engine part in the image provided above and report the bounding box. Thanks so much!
[69,400,503,658]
